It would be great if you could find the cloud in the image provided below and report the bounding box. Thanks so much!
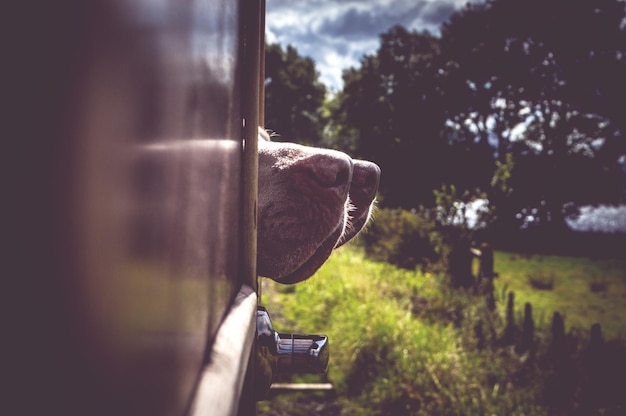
[420,2,459,26]
[316,6,418,40]
[266,0,479,90]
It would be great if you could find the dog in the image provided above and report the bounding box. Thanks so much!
[257,127,380,284]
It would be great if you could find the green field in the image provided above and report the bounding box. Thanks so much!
[492,251,626,339]
[258,246,626,415]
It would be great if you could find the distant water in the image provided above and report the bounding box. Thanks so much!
[566,205,626,233]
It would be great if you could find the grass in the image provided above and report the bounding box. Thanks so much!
[258,245,626,415]
[492,251,626,339]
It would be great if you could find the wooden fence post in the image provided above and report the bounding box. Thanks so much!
[520,302,535,353]
[502,291,516,345]
[448,240,474,289]
[581,323,605,410]
[477,242,494,280]
[550,312,566,359]
[471,242,496,310]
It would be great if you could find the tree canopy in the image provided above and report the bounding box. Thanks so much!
[438,0,626,230]
[264,0,626,233]
[264,43,326,145]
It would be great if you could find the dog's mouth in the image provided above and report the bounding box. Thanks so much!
[270,193,377,284]
[272,222,345,284]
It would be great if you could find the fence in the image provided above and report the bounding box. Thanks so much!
[472,250,626,413]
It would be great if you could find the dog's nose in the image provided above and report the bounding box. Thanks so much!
[351,160,381,204]
[335,159,380,249]
[306,152,353,200]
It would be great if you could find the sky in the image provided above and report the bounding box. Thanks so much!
[265,0,480,91]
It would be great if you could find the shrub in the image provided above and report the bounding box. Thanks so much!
[527,273,555,291]
[589,278,609,293]
[362,208,440,270]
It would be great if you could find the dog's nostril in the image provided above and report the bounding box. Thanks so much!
[333,167,351,188]
[307,154,353,195]
[352,160,381,199]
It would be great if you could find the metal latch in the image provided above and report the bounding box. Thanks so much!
[255,306,329,400]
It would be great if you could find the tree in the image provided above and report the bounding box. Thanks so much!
[439,0,626,230]
[264,43,326,144]
[333,26,452,208]
[266,0,626,237]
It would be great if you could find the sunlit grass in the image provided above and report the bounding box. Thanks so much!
[259,245,626,415]
[492,252,626,338]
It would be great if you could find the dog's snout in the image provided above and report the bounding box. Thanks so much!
[257,129,380,283]
[307,153,353,199]
[352,160,381,202]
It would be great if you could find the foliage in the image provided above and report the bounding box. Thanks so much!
[433,185,492,235]
[361,207,440,270]
[321,0,626,231]
[439,0,626,229]
[259,246,626,415]
[264,43,327,144]
[263,0,626,235]
[361,184,497,280]
[361,138,512,274]
[491,152,514,195]
[333,26,450,208]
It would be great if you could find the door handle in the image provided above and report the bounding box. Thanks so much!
[255,306,329,399]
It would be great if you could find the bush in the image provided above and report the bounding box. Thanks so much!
[589,278,609,293]
[362,208,440,270]
[527,273,555,291]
